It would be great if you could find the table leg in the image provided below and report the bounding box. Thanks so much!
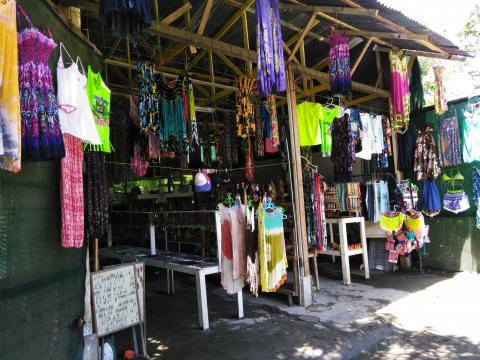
[339,221,351,285]
[237,291,244,319]
[195,272,209,330]
[166,269,171,294]
[360,218,370,280]
[329,223,336,263]
[171,270,175,295]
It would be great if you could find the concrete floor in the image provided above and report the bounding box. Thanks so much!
[117,262,480,359]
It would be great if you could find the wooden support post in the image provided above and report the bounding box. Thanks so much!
[241,11,252,76]
[182,0,196,54]
[407,55,417,73]
[126,38,132,86]
[299,41,308,92]
[215,52,245,78]
[351,38,373,76]
[375,51,383,88]
[286,64,312,306]
[208,51,215,96]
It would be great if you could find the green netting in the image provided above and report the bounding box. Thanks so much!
[0,1,101,358]
[410,96,480,272]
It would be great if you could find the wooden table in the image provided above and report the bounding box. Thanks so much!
[100,246,244,330]
[319,217,370,285]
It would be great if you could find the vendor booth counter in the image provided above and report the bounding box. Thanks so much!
[100,246,244,330]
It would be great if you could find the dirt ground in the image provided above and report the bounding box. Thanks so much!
[116,262,480,359]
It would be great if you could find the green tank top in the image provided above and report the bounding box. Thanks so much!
[86,66,112,152]
[296,102,323,147]
[320,106,339,155]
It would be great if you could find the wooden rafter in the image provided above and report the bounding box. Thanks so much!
[299,40,308,91]
[188,0,256,68]
[161,1,192,25]
[145,21,390,97]
[373,45,466,62]
[282,42,301,66]
[343,30,429,41]
[338,0,448,55]
[279,3,379,16]
[351,37,373,75]
[208,51,215,95]
[347,94,379,106]
[375,51,383,88]
[224,0,327,43]
[182,0,196,54]
[197,0,214,35]
[106,38,122,58]
[215,52,245,78]
[288,13,317,62]
[241,11,253,76]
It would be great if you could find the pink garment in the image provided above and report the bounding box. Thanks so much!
[60,134,84,248]
[131,143,148,176]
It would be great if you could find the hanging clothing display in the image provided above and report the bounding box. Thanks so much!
[85,150,108,240]
[328,32,352,96]
[18,6,65,159]
[438,115,462,167]
[86,66,112,152]
[0,0,21,172]
[296,101,323,147]
[320,105,338,156]
[255,0,286,96]
[331,113,355,181]
[472,167,480,229]
[258,202,287,292]
[380,210,429,264]
[254,102,265,157]
[304,170,327,251]
[100,0,152,39]
[382,116,392,157]
[414,127,440,181]
[389,49,410,133]
[265,95,279,153]
[349,108,362,152]
[364,181,389,222]
[372,114,385,155]
[356,112,374,160]
[442,171,469,214]
[186,78,198,149]
[397,128,416,171]
[60,134,84,248]
[235,77,256,139]
[221,109,239,166]
[136,61,160,135]
[158,76,186,146]
[57,44,101,145]
[216,204,246,294]
[433,66,448,115]
[245,138,254,181]
[397,180,419,211]
[131,143,148,177]
[462,104,480,163]
[421,180,441,217]
[409,57,426,111]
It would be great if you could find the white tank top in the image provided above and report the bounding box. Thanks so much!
[57,43,101,145]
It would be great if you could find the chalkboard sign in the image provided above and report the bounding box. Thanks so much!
[91,263,141,337]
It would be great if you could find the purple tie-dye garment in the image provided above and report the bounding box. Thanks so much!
[256,0,286,96]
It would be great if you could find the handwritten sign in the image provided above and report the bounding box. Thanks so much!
[91,263,141,337]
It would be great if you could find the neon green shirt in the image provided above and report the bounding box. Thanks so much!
[86,66,112,153]
[296,102,323,147]
[320,106,339,155]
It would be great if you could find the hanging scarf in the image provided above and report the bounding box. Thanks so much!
[136,61,160,135]
[389,49,410,133]
[254,102,265,158]
[255,0,286,96]
[328,30,352,96]
[409,58,425,111]
[433,66,448,115]
[236,77,256,139]
[266,95,279,149]
[245,138,254,182]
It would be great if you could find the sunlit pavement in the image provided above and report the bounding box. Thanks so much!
[117,269,480,359]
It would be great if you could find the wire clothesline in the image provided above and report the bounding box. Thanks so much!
[105,161,285,172]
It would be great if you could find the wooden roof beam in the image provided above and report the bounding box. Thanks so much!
[145,21,390,97]
[279,3,379,16]
[215,52,245,78]
[373,45,466,62]
[350,38,373,75]
[161,2,192,25]
[339,0,449,55]
[224,0,327,43]
[188,0,256,68]
[288,13,317,62]
[343,30,429,41]
[197,0,214,35]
